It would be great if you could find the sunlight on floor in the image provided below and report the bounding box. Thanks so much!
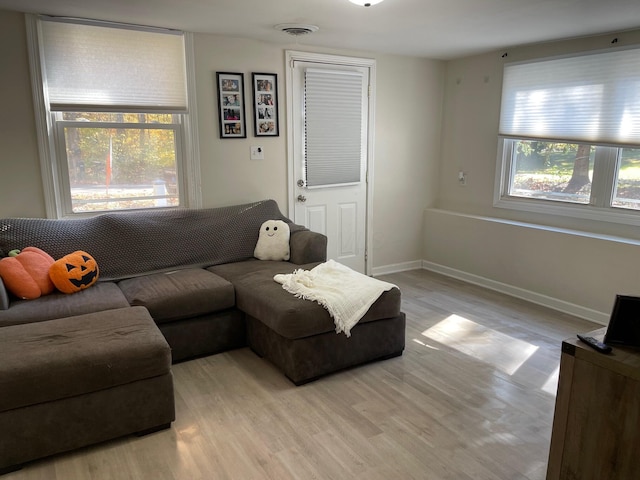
[422,314,539,376]
[541,365,560,395]
[412,338,440,350]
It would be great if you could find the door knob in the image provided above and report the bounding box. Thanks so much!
[297,195,307,203]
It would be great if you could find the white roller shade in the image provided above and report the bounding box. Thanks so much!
[40,18,188,112]
[499,46,640,146]
[304,68,364,187]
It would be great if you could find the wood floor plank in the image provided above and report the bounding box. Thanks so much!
[4,269,599,480]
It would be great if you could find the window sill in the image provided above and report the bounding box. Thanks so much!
[494,196,640,229]
[434,206,640,247]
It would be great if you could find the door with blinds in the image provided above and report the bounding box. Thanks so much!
[287,52,373,273]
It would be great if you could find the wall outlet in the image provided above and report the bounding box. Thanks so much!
[458,170,467,185]
[250,146,264,160]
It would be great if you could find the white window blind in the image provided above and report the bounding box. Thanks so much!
[304,68,364,187]
[40,18,188,112]
[499,46,640,146]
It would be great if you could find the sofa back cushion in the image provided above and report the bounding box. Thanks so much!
[0,200,302,281]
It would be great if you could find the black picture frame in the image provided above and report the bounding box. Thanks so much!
[216,72,246,138]
[252,73,279,137]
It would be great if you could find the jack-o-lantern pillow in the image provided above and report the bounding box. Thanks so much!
[49,250,99,294]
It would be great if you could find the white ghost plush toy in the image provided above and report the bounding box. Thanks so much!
[254,220,290,261]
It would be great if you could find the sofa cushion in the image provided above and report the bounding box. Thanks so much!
[210,261,401,340]
[117,268,234,324]
[0,306,171,413]
[0,282,130,327]
[208,259,309,284]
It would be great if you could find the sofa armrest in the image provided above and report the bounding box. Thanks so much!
[0,277,9,310]
[289,230,327,265]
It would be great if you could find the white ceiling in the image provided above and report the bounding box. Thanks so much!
[1,0,640,59]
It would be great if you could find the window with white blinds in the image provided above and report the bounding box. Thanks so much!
[28,15,200,218]
[496,44,640,225]
[304,68,364,187]
[499,46,640,146]
[40,18,188,113]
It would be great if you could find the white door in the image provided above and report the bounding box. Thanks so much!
[287,52,374,273]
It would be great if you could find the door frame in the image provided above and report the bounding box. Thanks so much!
[285,50,376,275]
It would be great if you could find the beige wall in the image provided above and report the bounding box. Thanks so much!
[372,54,443,269]
[0,10,444,272]
[429,29,640,321]
[0,11,46,218]
[193,34,290,209]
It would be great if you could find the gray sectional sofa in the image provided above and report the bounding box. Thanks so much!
[0,200,328,362]
[0,199,405,473]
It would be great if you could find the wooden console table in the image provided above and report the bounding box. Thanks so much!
[546,327,640,479]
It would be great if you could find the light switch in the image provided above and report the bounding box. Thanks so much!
[251,146,264,160]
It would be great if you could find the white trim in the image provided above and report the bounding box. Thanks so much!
[26,14,59,218]
[285,50,376,275]
[421,260,608,325]
[371,261,423,277]
[494,196,640,227]
[183,32,202,209]
[371,255,609,325]
[285,55,296,218]
[366,62,377,277]
[427,208,640,245]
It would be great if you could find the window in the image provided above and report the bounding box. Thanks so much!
[304,68,365,187]
[496,46,640,225]
[28,16,200,217]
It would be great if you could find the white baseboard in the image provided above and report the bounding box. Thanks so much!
[371,260,423,277]
[373,259,609,326]
[422,260,608,325]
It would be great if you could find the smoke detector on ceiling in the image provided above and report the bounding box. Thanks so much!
[274,24,319,36]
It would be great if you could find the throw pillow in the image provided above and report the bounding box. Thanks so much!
[0,247,56,300]
[254,220,290,261]
[49,250,99,294]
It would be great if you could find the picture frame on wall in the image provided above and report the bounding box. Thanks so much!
[252,73,279,137]
[216,72,246,138]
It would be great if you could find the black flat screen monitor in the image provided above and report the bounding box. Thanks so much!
[604,294,640,348]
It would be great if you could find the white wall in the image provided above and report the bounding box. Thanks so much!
[193,34,290,210]
[0,10,445,273]
[0,11,46,218]
[430,29,640,322]
[369,54,443,271]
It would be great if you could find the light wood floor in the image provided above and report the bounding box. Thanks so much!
[6,269,599,480]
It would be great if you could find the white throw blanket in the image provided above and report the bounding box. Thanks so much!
[274,260,397,337]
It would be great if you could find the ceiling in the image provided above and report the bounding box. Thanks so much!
[1,0,639,59]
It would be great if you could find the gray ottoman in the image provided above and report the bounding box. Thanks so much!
[0,306,175,474]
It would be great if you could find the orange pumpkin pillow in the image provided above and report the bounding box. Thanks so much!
[0,247,56,300]
[49,250,99,294]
